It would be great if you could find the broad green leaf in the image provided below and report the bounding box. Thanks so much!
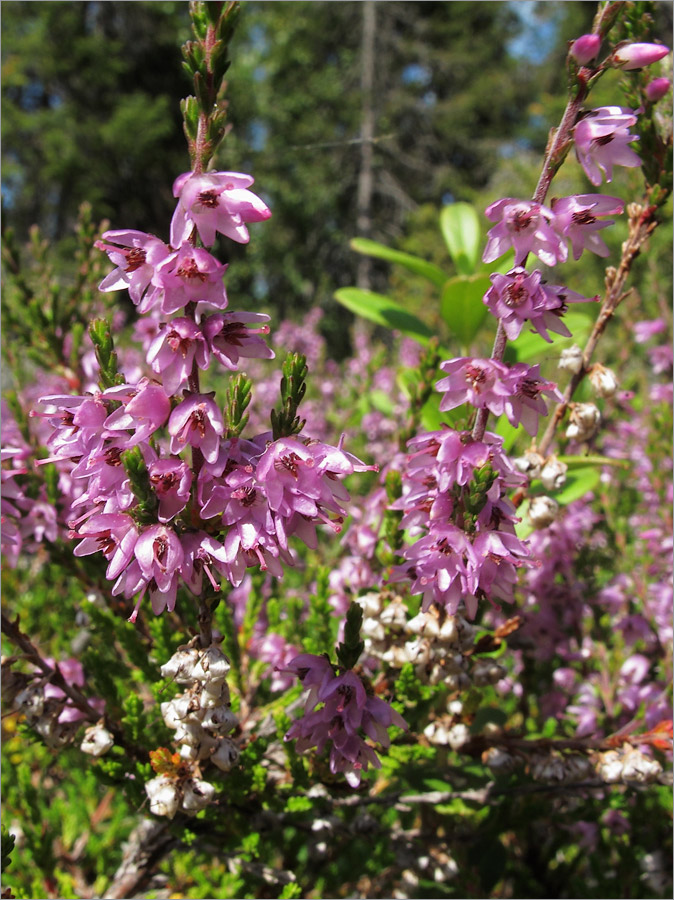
[333,287,433,344]
[440,274,491,348]
[349,237,447,288]
[505,310,595,363]
[440,202,481,275]
[494,414,526,453]
[554,465,601,504]
[368,388,396,416]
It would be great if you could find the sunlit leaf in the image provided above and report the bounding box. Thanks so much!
[350,237,447,288]
[440,203,481,275]
[334,287,433,344]
[440,274,491,348]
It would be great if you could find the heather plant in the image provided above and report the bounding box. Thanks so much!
[2,3,672,899]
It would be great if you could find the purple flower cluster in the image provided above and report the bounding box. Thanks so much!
[37,170,372,621]
[390,429,531,617]
[436,358,562,436]
[282,653,407,787]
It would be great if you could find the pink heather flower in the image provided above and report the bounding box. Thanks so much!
[504,363,563,436]
[96,230,170,306]
[484,267,596,342]
[551,194,624,260]
[148,459,193,522]
[483,198,567,267]
[573,107,641,185]
[570,34,601,66]
[103,381,171,446]
[645,77,671,102]
[203,312,274,370]
[170,171,271,248]
[72,512,139,580]
[634,318,666,343]
[146,318,210,395]
[613,42,670,70]
[168,393,224,464]
[283,657,407,788]
[150,244,228,315]
[436,357,513,416]
[134,524,184,592]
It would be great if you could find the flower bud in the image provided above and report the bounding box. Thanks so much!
[80,721,115,757]
[570,34,601,65]
[528,495,559,529]
[181,778,215,813]
[614,42,670,70]
[145,775,180,819]
[210,737,240,772]
[540,455,568,491]
[588,363,618,398]
[565,402,600,441]
[646,77,671,101]
[559,345,584,374]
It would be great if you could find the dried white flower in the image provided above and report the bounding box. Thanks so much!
[528,495,559,529]
[565,402,600,441]
[210,737,240,772]
[80,721,114,757]
[589,363,619,398]
[145,775,180,819]
[540,455,568,491]
[559,345,584,374]
[181,778,215,813]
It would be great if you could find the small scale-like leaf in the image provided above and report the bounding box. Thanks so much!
[334,287,433,344]
[440,274,491,348]
[440,203,481,275]
[350,237,447,288]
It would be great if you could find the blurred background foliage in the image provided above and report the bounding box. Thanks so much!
[8,0,671,355]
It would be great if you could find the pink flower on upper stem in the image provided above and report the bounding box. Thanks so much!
[504,363,563,436]
[170,171,271,248]
[551,194,624,260]
[483,198,567,267]
[134,524,184,592]
[72,512,139,580]
[146,318,210,395]
[148,459,193,522]
[573,107,641,185]
[150,243,228,315]
[103,381,171,446]
[96,230,170,306]
[203,312,274,370]
[435,357,513,416]
[168,393,224,463]
[613,42,670,70]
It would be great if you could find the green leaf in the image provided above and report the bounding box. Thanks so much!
[334,288,433,344]
[440,203,481,275]
[349,237,447,288]
[440,274,491,348]
[553,465,601,505]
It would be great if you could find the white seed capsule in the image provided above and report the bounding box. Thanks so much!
[438,616,459,645]
[361,617,386,643]
[191,646,231,686]
[589,364,619,398]
[379,598,408,631]
[161,695,196,730]
[565,402,601,441]
[447,723,471,751]
[405,612,440,639]
[540,455,568,491]
[181,778,215,813]
[198,680,231,709]
[200,705,238,735]
[355,592,382,618]
[528,495,559,529]
[160,648,199,684]
[80,722,114,757]
[210,737,240,772]
[145,775,180,819]
[596,750,624,783]
[559,345,584,374]
[482,746,516,774]
[513,450,545,479]
[423,721,450,745]
[620,747,662,783]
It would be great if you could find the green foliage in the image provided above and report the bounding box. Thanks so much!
[271,352,308,439]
